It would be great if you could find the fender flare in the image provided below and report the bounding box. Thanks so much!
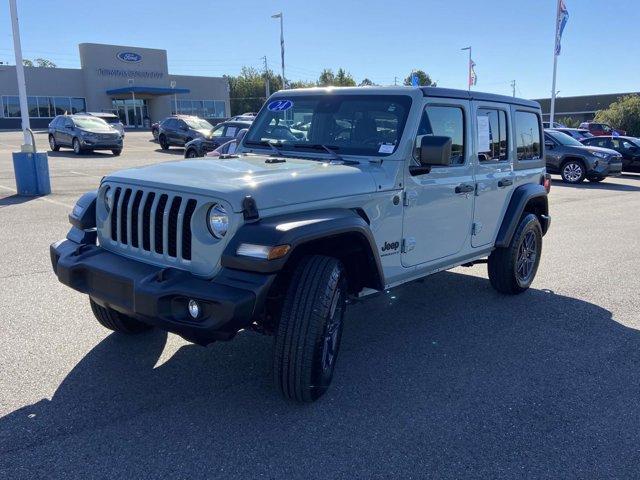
[495,183,549,248]
[222,208,384,289]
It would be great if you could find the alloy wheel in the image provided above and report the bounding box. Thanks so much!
[563,162,583,182]
[516,231,537,284]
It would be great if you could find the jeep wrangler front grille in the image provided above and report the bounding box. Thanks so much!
[108,187,196,261]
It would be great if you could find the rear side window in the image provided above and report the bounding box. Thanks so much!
[417,105,465,165]
[515,111,542,160]
[477,108,508,161]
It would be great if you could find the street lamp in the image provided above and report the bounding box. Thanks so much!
[170,80,177,115]
[271,12,285,89]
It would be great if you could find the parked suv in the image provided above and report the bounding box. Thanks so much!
[550,127,593,141]
[544,129,622,183]
[51,87,550,403]
[581,136,640,172]
[579,122,626,137]
[48,115,123,156]
[184,120,252,158]
[157,116,213,150]
[79,112,125,137]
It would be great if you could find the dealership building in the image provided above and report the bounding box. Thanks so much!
[535,91,639,123]
[0,43,230,129]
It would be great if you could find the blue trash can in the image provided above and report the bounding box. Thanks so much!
[12,151,51,196]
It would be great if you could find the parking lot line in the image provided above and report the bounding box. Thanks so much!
[0,184,74,209]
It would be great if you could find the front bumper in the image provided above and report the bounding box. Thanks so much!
[591,159,623,178]
[80,137,123,149]
[50,238,275,345]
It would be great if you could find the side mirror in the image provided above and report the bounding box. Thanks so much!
[410,135,452,175]
[65,124,74,130]
[544,140,554,149]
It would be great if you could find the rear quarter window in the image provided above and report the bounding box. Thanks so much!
[515,111,542,160]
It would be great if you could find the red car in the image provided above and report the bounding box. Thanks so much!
[579,122,626,136]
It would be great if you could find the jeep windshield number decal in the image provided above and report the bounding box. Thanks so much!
[267,100,294,112]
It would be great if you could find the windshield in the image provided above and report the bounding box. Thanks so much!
[73,117,110,130]
[184,118,213,130]
[547,130,583,147]
[244,94,412,156]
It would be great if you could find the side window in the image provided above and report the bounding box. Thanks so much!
[225,126,238,137]
[211,125,225,137]
[417,105,465,165]
[515,111,542,160]
[477,108,508,161]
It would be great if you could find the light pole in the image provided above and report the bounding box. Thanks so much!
[128,78,136,127]
[170,80,177,115]
[271,12,285,89]
[9,0,31,150]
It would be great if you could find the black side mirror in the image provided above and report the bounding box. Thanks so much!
[410,135,452,175]
[65,125,74,130]
[544,140,554,149]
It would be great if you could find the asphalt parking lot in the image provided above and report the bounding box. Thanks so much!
[1,130,640,479]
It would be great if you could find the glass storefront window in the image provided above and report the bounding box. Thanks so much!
[38,97,52,117]
[3,96,20,117]
[54,97,71,115]
[214,100,226,118]
[28,96,39,117]
[71,97,86,114]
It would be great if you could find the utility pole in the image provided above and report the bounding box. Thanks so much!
[262,56,270,98]
[9,0,31,149]
[511,80,516,97]
[394,76,398,86]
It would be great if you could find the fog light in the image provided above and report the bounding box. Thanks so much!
[188,299,200,319]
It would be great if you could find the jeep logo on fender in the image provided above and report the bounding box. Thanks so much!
[116,51,142,63]
[381,241,400,252]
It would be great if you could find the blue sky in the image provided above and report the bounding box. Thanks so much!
[1,0,638,99]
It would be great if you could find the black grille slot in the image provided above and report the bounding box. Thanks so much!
[142,192,155,251]
[167,197,182,257]
[154,194,168,254]
[130,190,143,248]
[119,189,132,245]
[181,199,197,261]
[110,187,121,241]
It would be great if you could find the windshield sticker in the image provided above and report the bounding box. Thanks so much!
[267,100,294,112]
[378,143,395,154]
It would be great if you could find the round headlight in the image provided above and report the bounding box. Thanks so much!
[104,186,113,212]
[207,204,229,238]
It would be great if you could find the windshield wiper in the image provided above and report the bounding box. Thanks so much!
[244,140,286,156]
[292,144,358,164]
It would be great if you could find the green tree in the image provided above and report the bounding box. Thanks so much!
[557,116,580,128]
[317,68,356,87]
[403,70,437,87]
[318,69,336,86]
[289,79,317,89]
[594,94,640,137]
[358,78,376,86]
[34,58,56,68]
[335,68,356,86]
[22,59,33,67]
[226,66,283,115]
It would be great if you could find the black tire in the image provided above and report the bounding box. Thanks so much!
[560,159,586,183]
[90,298,152,334]
[48,134,60,152]
[488,213,542,295]
[159,134,169,150]
[274,255,348,403]
[185,148,200,158]
[152,128,159,140]
[72,137,83,155]
[588,176,604,183]
[112,148,122,156]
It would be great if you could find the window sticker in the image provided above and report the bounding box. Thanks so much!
[378,143,395,154]
[477,115,491,153]
[267,100,294,112]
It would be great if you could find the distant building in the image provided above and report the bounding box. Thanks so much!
[534,92,639,123]
[0,43,230,129]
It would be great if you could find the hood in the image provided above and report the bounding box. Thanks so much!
[564,144,618,156]
[583,146,620,156]
[104,154,377,212]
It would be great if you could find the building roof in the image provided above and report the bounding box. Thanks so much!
[534,92,640,114]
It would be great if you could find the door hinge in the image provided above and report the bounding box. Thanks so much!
[401,237,416,253]
[472,222,483,236]
[403,190,418,207]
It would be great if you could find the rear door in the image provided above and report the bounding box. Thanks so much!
[401,100,475,267]
[471,103,514,247]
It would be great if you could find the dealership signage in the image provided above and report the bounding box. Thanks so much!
[117,51,142,63]
[97,68,164,79]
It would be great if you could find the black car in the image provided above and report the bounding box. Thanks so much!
[581,136,640,172]
[157,116,214,150]
[550,127,594,141]
[48,115,123,156]
[184,120,252,158]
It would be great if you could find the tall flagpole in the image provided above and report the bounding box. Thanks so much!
[550,0,562,126]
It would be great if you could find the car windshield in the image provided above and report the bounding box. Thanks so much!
[547,130,583,147]
[244,94,412,156]
[73,117,110,130]
[184,118,213,130]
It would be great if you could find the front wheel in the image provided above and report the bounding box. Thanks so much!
[90,298,152,334]
[72,137,83,155]
[159,134,169,150]
[185,148,199,158]
[488,213,542,294]
[112,148,122,156]
[561,160,586,183]
[274,255,348,403]
[48,134,60,151]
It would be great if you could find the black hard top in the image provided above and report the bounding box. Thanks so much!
[420,86,540,109]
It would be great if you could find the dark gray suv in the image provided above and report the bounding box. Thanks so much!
[157,116,213,150]
[48,115,123,156]
[544,129,622,183]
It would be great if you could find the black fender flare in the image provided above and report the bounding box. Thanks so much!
[495,183,549,248]
[222,208,384,289]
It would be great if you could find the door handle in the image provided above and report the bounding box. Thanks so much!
[455,184,475,194]
[498,179,513,187]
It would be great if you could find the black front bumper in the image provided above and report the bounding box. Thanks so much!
[50,238,275,345]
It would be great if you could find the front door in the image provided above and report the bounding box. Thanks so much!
[402,101,475,267]
[471,103,515,247]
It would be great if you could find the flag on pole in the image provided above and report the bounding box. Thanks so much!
[555,0,569,55]
[411,73,419,86]
[469,59,477,87]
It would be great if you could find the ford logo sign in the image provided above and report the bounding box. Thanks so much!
[116,51,142,63]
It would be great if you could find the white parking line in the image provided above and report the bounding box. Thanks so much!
[0,184,73,208]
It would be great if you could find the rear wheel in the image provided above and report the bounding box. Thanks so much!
[48,134,60,151]
[185,148,199,158]
[159,134,169,150]
[90,298,152,334]
[274,255,347,403]
[112,148,122,156]
[72,137,83,155]
[561,160,586,183]
[488,213,542,294]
